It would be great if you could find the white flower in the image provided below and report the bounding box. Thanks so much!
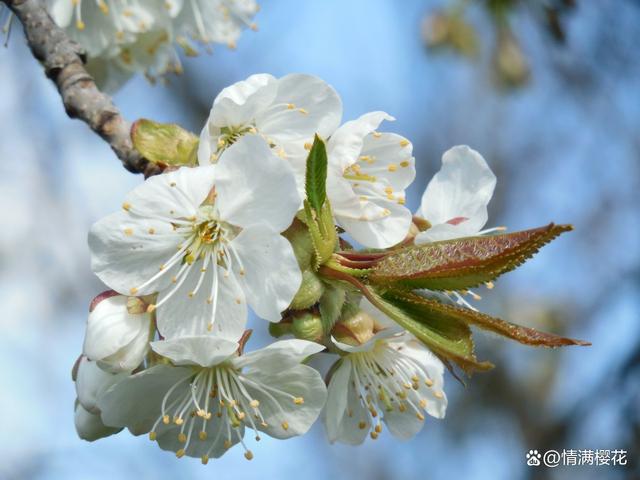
[415,145,498,243]
[326,112,416,248]
[197,73,342,196]
[74,401,121,441]
[74,356,129,415]
[98,336,327,462]
[89,135,301,340]
[172,0,260,50]
[324,301,446,444]
[83,291,152,373]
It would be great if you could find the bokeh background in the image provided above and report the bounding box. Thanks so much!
[1,0,639,479]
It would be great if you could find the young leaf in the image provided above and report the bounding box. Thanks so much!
[131,119,198,167]
[305,134,328,212]
[369,223,572,291]
[384,289,590,347]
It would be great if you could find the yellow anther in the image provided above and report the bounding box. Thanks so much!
[207,323,213,331]
[388,163,398,172]
[227,41,237,50]
[399,139,410,147]
[372,131,382,138]
[425,378,434,387]
[174,417,184,425]
[123,8,133,16]
[416,412,425,421]
[470,291,482,300]
[382,209,391,217]
[286,103,295,109]
[485,281,495,289]
[123,228,133,236]
[98,0,109,14]
[370,431,379,440]
[358,421,367,429]
[122,202,131,211]
[384,186,393,195]
[244,450,254,460]
[397,198,406,205]
[261,421,268,427]
[170,182,177,187]
[398,403,407,413]
[201,455,209,465]
[239,268,245,276]
[149,431,157,441]
[188,292,195,298]
[281,421,289,431]
[304,142,312,150]
[171,276,177,283]
[250,399,260,408]
[419,399,428,408]
[223,440,232,450]
[298,108,309,115]
[115,30,125,41]
[76,19,86,30]
[200,267,207,273]
[199,431,208,441]
[375,424,382,433]
[129,287,138,295]
[293,397,304,405]
[235,298,241,304]
[176,449,185,458]
[178,433,187,443]
[162,415,170,424]
[146,304,156,313]
[250,23,259,31]
[148,228,155,234]
[434,391,444,399]
[400,160,410,168]
[237,412,246,420]
[185,254,195,265]
[217,138,226,148]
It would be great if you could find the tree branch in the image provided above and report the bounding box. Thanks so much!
[3,0,162,177]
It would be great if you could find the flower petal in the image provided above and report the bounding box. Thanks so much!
[215,135,300,231]
[83,295,149,367]
[233,339,324,371]
[328,111,394,171]
[151,336,239,367]
[210,74,277,127]
[323,359,350,441]
[98,364,192,435]
[74,402,121,442]
[418,145,496,237]
[229,224,302,321]
[360,132,415,191]
[75,358,128,414]
[240,364,327,439]
[258,73,343,145]
[155,264,247,341]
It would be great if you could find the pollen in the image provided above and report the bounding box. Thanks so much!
[298,108,309,115]
[372,131,382,138]
[223,440,232,450]
[374,424,382,433]
[199,431,208,441]
[235,298,241,304]
[124,228,133,236]
[129,287,138,295]
[174,417,184,425]
[250,23,259,31]
[419,399,428,408]
[425,378,434,387]
[281,421,289,431]
[175,449,185,458]
[148,228,155,234]
[98,0,108,13]
[122,202,131,211]
[304,142,312,150]
[485,281,495,289]
[148,431,157,441]
[162,415,170,424]
[358,421,367,429]
[400,160,410,168]
[250,399,260,408]
[287,103,295,109]
[434,391,444,399]
[244,451,254,460]
[76,19,85,30]
[201,455,209,465]
[146,304,156,313]
[370,431,379,440]
[416,412,425,421]
[399,139,410,147]
[293,397,304,405]
[384,186,393,195]
[178,433,187,443]
[387,164,398,172]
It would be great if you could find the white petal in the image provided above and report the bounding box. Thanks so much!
[88,211,184,296]
[74,403,121,442]
[336,192,412,248]
[418,145,496,236]
[47,0,73,27]
[215,135,300,231]
[233,339,324,371]
[75,358,128,414]
[155,264,247,341]
[98,323,150,374]
[210,73,277,126]
[360,132,415,191]
[229,225,302,321]
[323,359,351,441]
[123,165,215,220]
[98,364,192,435]
[382,404,425,440]
[328,111,394,171]
[331,327,400,354]
[240,364,327,439]
[150,336,239,367]
[258,73,343,145]
[83,294,150,366]
[414,222,479,243]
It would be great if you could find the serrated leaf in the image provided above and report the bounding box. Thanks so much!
[131,119,198,167]
[369,223,572,291]
[385,289,590,347]
[319,283,346,333]
[305,134,328,212]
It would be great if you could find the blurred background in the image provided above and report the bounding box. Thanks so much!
[1,0,639,479]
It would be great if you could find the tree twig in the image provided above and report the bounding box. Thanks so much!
[2,0,162,177]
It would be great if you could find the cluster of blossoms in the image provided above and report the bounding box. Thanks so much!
[74,73,586,462]
[45,0,259,90]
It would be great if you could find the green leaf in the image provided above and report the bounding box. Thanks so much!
[369,223,572,291]
[304,134,328,212]
[319,283,346,333]
[131,119,198,167]
[384,289,590,348]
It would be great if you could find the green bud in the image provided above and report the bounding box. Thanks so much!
[131,119,199,167]
[283,219,315,270]
[291,312,324,343]
[332,308,375,346]
[290,270,325,310]
[268,322,291,338]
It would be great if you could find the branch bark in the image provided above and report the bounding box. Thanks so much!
[3,0,162,177]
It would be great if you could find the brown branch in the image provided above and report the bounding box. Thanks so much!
[3,0,162,177]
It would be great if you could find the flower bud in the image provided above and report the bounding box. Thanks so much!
[494,26,530,88]
[75,357,127,414]
[291,311,324,343]
[289,270,325,310]
[283,219,315,270]
[84,293,152,373]
[74,401,121,442]
[332,308,375,347]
